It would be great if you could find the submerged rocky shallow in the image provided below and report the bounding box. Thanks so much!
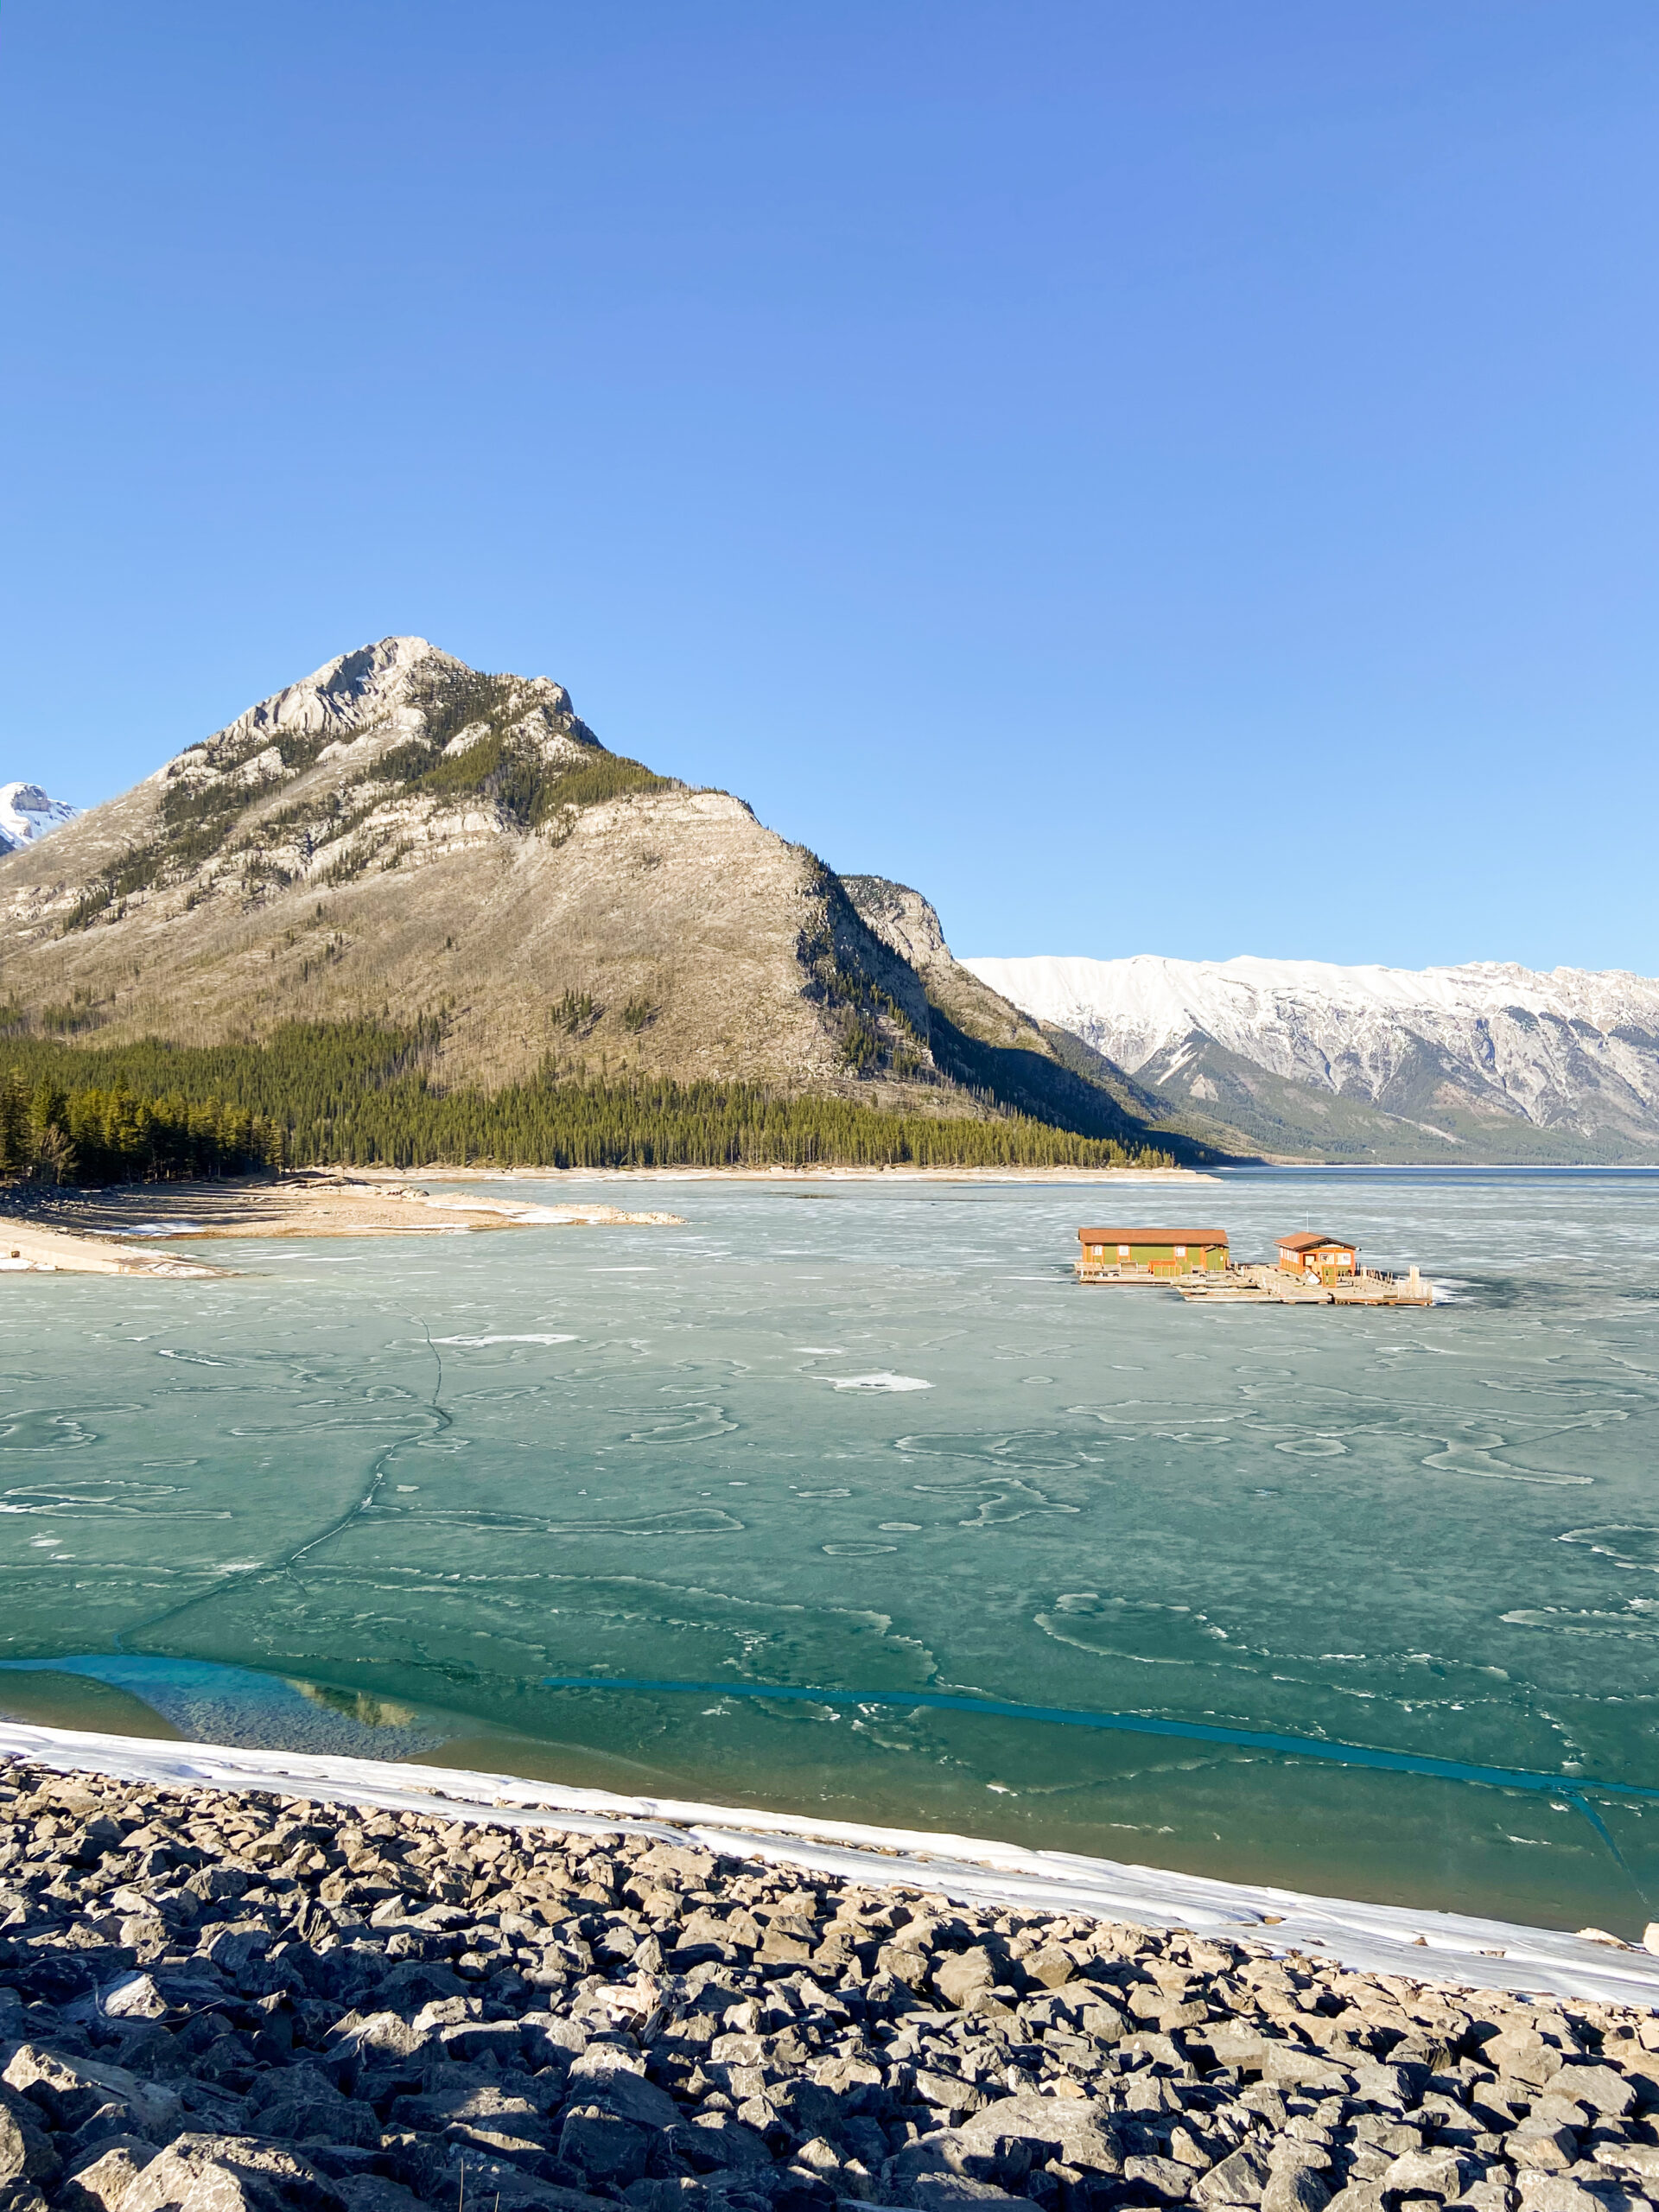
[2,1761,1656,2212]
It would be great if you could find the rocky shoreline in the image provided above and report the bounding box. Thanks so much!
[3,1759,1657,2212]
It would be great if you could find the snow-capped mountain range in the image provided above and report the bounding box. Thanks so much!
[0,782,79,855]
[964,953,1659,1159]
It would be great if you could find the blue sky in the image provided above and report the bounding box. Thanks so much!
[3,3,1655,970]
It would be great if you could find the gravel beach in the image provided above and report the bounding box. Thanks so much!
[3,1761,1659,2212]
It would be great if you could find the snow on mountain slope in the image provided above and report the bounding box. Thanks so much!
[963,953,1659,1140]
[0,783,79,854]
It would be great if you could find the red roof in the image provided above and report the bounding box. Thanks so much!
[1078,1228,1230,1244]
[1276,1231,1356,1253]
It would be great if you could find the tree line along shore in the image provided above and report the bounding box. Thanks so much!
[0,1022,1174,1183]
[1,1758,1657,2212]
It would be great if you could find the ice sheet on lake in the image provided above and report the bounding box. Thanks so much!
[2,1718,1656,2012]
[829,1372,934,1391]
[432,1333,579,1346]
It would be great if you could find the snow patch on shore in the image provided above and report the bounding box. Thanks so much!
[2,1717,1654,2009]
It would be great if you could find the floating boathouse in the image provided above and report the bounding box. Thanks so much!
[1276,1231,1359,1283]
[1076,1228,1230,1283]
[1076,1224,1432,1304]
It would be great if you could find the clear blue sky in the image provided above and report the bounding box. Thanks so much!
[3,3,1655,971]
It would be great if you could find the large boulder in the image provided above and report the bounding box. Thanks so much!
[60,2139,158,2212]
[1260,2166,1329,2212]
[955,2092,1121,2176]
[112,2134,343,2212]
[3,2046,179,2139]
[0,2095,61,2191]
[933,1951,998,2012]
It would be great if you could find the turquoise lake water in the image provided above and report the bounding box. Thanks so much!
[4,1169,1659,1935]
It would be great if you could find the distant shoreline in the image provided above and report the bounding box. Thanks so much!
[0,1161,1211,1274]
[357,1165,1219,1184]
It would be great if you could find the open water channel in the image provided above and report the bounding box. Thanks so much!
[4,1169,1659,1936]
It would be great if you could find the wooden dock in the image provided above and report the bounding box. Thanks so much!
[1175,1262,1433,1307]
[1075,1262,1218,1287]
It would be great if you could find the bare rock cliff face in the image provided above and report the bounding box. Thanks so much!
[841,876,1050,1050]
[840,877,1179,1149]
[0,642,948,1103]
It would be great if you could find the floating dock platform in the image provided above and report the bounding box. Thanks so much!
[1073,1225,1433,1305]
[1176,1262,1433,1307]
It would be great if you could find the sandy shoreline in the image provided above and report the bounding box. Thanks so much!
[3,1724,1659,2212]
[0,1161,1204,1277]
[0,1176,684,1277]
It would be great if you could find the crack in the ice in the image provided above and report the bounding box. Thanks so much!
[113,1324,452,1650]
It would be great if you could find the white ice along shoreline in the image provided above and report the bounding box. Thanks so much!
[3,1720,1656,2013]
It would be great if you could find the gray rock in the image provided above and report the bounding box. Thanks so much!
[1268,2143,1330,2176]
[1527,2097,1592,2133]
[521,2012,588,2067]
[1205,2024,1274,2071]
[101,1977,169,2022]
[1348,2063,1413,2110]
[1257,2050,1351,2098]
[325,2013,425,2063]
[246,2083,379,2153]
[0,1756,1656,2212]
[430,2148,613,2212]
[1482,2037,1563,2090]
[332,2181,427,2212]
[112,2133,343,2212]
[558,2107,655,2186]
[1125,2153,1198,2199]
[1548,2069,1636,2121]
[934,1955,998,2012]
[1192,2147,1271,2207]
[955,2092,1117,2173]
[909,2177,1034,2209]
[1260,2167,1328,2212]
[591,2068,682,2132]
[1510,2126,1576,2174]
[60,2139,158,2212]
[1446,2184,1514,2212]
[1511,2183,1607,2212]
[670,2113,772,2174]
[1592,2140,1659,2183]
[3,2046,178,2139]
[1382,2148,1476,2199]
[0,2098,60,2190]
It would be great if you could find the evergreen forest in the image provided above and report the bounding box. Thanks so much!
[0,1020,1172,1182]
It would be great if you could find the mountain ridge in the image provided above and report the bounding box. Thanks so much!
[0,638,1186,1162]
[965,951,1659,1162]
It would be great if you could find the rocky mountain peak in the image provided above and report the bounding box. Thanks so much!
[0,782,79,855]
[0,641,979,1113]
[163,636,458,781]
[841,876,950,976]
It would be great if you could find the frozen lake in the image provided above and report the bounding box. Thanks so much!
[4,1167,1659,1936]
